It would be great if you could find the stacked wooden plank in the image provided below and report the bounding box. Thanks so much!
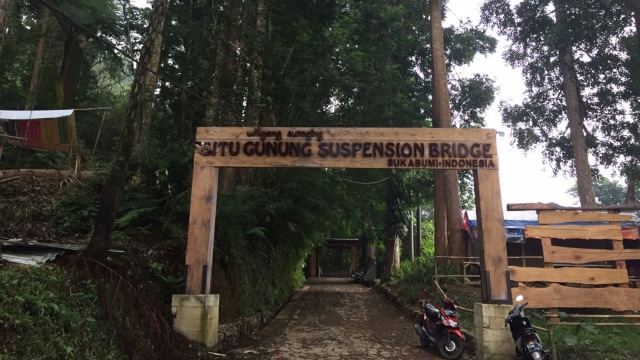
[506,207,640,311]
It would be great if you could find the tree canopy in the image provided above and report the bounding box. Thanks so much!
[0,0,496,321]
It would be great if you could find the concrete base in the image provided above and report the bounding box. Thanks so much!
[172,294,220,348]
[474,303,515,360]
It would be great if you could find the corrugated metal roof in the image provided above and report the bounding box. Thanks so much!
[0,239,85,266]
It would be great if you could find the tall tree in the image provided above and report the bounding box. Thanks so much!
[0,0,13,55]
[480,0,637,207]
[430,0,464,267]
[84,0,168,262]
[133,0,165,163]
[208,0,243,193]
[554,0,595,206]
[619,0,640,201]
[24,7,50,110]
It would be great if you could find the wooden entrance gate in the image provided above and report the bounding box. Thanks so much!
[183,126,511,304]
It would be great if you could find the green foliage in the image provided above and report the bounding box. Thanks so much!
[481,0,639,179]
[524,310,640,360]
[389,256,436,302]
[50,175,105,237]
[552,322,640,360]
[211,169,344,320]
[567,177,630,206]
[0,265,121,360]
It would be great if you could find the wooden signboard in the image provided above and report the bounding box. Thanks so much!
[194,127,500,169]
[186,126,510,304]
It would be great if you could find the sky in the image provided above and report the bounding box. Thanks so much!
[444,0,580,211]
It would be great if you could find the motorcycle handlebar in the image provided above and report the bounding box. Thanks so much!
[505,302,530,325]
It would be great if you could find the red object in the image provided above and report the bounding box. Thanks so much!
[461,211,472,236]
[19,120,43,149]
[415,297,465,359]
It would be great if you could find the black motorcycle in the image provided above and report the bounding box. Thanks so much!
[350,267,365,283]
[504,295,551,360]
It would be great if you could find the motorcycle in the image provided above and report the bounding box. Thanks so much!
[504,295,551,360]
[414,297,465,359]
[350,267,365,283]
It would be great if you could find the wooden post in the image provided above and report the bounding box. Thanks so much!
[537,210,559,360]
[474,168,510,303]
[310,249,317,277]
[416,206,422,257]
[92,110,107,156]
[74,153,81,176]
[185,165,219,294]
[610,210,633,318]
[350,245,356,273]
[409,216,415,261]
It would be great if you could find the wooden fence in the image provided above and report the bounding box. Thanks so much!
[507,207,640,311]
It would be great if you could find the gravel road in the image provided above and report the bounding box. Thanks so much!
[222,277,462,360]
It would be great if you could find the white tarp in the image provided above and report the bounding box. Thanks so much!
[0,109,74,121]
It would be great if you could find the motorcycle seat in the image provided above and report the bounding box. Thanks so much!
[423,303,440,319]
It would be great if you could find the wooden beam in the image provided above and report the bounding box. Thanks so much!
[474,168,509,303]
[511,283,640,311]
[185,165,219,295]
[508,202,640,212]
[542,245,640,264]
[526,224,623,240]
[509,266,629,285]
[538,210,632,224]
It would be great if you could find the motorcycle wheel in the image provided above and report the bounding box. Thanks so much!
[437,334,464,359]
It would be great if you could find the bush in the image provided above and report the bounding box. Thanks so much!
[0,265,122,360]
[389,256,437,302]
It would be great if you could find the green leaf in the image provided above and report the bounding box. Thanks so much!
[564,335,578,346]
[580,323,599,335]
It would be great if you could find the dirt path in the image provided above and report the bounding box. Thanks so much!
[223,278,464,360]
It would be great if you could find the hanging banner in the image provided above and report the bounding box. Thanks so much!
[194,127,499,170]
[0,110,77,152]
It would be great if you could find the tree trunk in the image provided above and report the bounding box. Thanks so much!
[383,233,401,280]
[134,12,165,163]
[237,0,267,187]
[0,0,14,55]
[382,169,402,281]
[25,7,49,110]
[434,172,448,264]
[84,0,168,262]
[554,0,596,207]
[209,0,243,193]
[430,0,464,270]
[59,32,88,109]
[245,0,265,126]
[625,176,637,204]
